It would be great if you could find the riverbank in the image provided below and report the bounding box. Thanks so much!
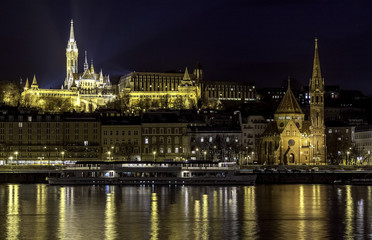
[1,166,372,184]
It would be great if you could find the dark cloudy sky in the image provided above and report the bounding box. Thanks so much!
[1,0,372,94]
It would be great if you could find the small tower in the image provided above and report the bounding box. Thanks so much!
[181,67,193,86]
[31,75,38,89]
[90,59,95,74]
[66,19,79,85]
[193,62,203,82]
[24,78,29,90]
[84,51,89,72]
[309,38,326,164]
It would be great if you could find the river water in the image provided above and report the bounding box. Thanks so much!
[0,184,371,239]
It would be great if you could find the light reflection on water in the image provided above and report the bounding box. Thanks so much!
[0,184,372,239]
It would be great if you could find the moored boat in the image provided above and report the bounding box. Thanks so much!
[48,161,257,185]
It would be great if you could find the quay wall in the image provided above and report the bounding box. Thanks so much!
[0,171,371,184]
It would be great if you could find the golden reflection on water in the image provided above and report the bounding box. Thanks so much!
[6,185,19,240]
[345,185,354,237]
[243,186,256,237]
[150,192,159,240]
[3,184,372,239]
[298,185,305,240]
[36,184,47,240]
[202,194,209,240]
[104,187,117,240]
[58,187,66,240]
[194,200,201,240]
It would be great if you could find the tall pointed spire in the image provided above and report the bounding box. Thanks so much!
[90,59,95,73]
[25,78,29,89]
[84,51,89,71]
[66,19,78,79]
[31,75,38,88]
[32,75,37,85]
[309,37,326,164]
[69,19,75,42]
[311,38,322,89]
[183,67,191,80]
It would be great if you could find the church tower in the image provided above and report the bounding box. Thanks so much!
[309,38,326,164]
[66,19,79,88]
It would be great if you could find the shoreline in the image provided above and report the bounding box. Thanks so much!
[0,169,371,184]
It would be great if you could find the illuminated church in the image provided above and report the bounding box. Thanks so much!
[259,39,326,165]
[22,20,115,112]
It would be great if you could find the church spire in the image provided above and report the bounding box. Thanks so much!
[84,51,88,71]
[69,19,75,42]
[66,19,78,80]
[311,38,323,90]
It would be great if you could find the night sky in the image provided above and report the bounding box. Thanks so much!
[1,0,372,94]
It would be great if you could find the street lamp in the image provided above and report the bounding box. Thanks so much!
[203,151,207,161]
[14,151,18,165]
[107,151,111,161]
[61,151,65,164]
[153,151,156,162]
[347,151,350,165]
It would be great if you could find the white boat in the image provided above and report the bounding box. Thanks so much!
[48,161,257,185]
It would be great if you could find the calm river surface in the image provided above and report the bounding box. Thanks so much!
[0,184,371,239]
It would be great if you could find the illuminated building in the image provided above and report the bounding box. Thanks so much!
[204,82,256,104]
[259,39,326,165]
[21,20,116,112]
[119,63,257,111]
[119,66,202,110]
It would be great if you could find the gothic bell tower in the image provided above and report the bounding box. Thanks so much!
[309,38,326,164]
[65,19,79,89]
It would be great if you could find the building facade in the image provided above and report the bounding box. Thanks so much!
[0,108,101,164]
[240,115,268,163]
[141,112,191,161]
[355,125,372,165]
[188,126,242,162]
[101,117,141,161]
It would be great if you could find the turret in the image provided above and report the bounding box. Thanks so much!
[84,51,89,72]
[31,75,38,89]
[194,62,203,82]
[90,59,95,74]
[181,67,193,86]
[24,78,29,90]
